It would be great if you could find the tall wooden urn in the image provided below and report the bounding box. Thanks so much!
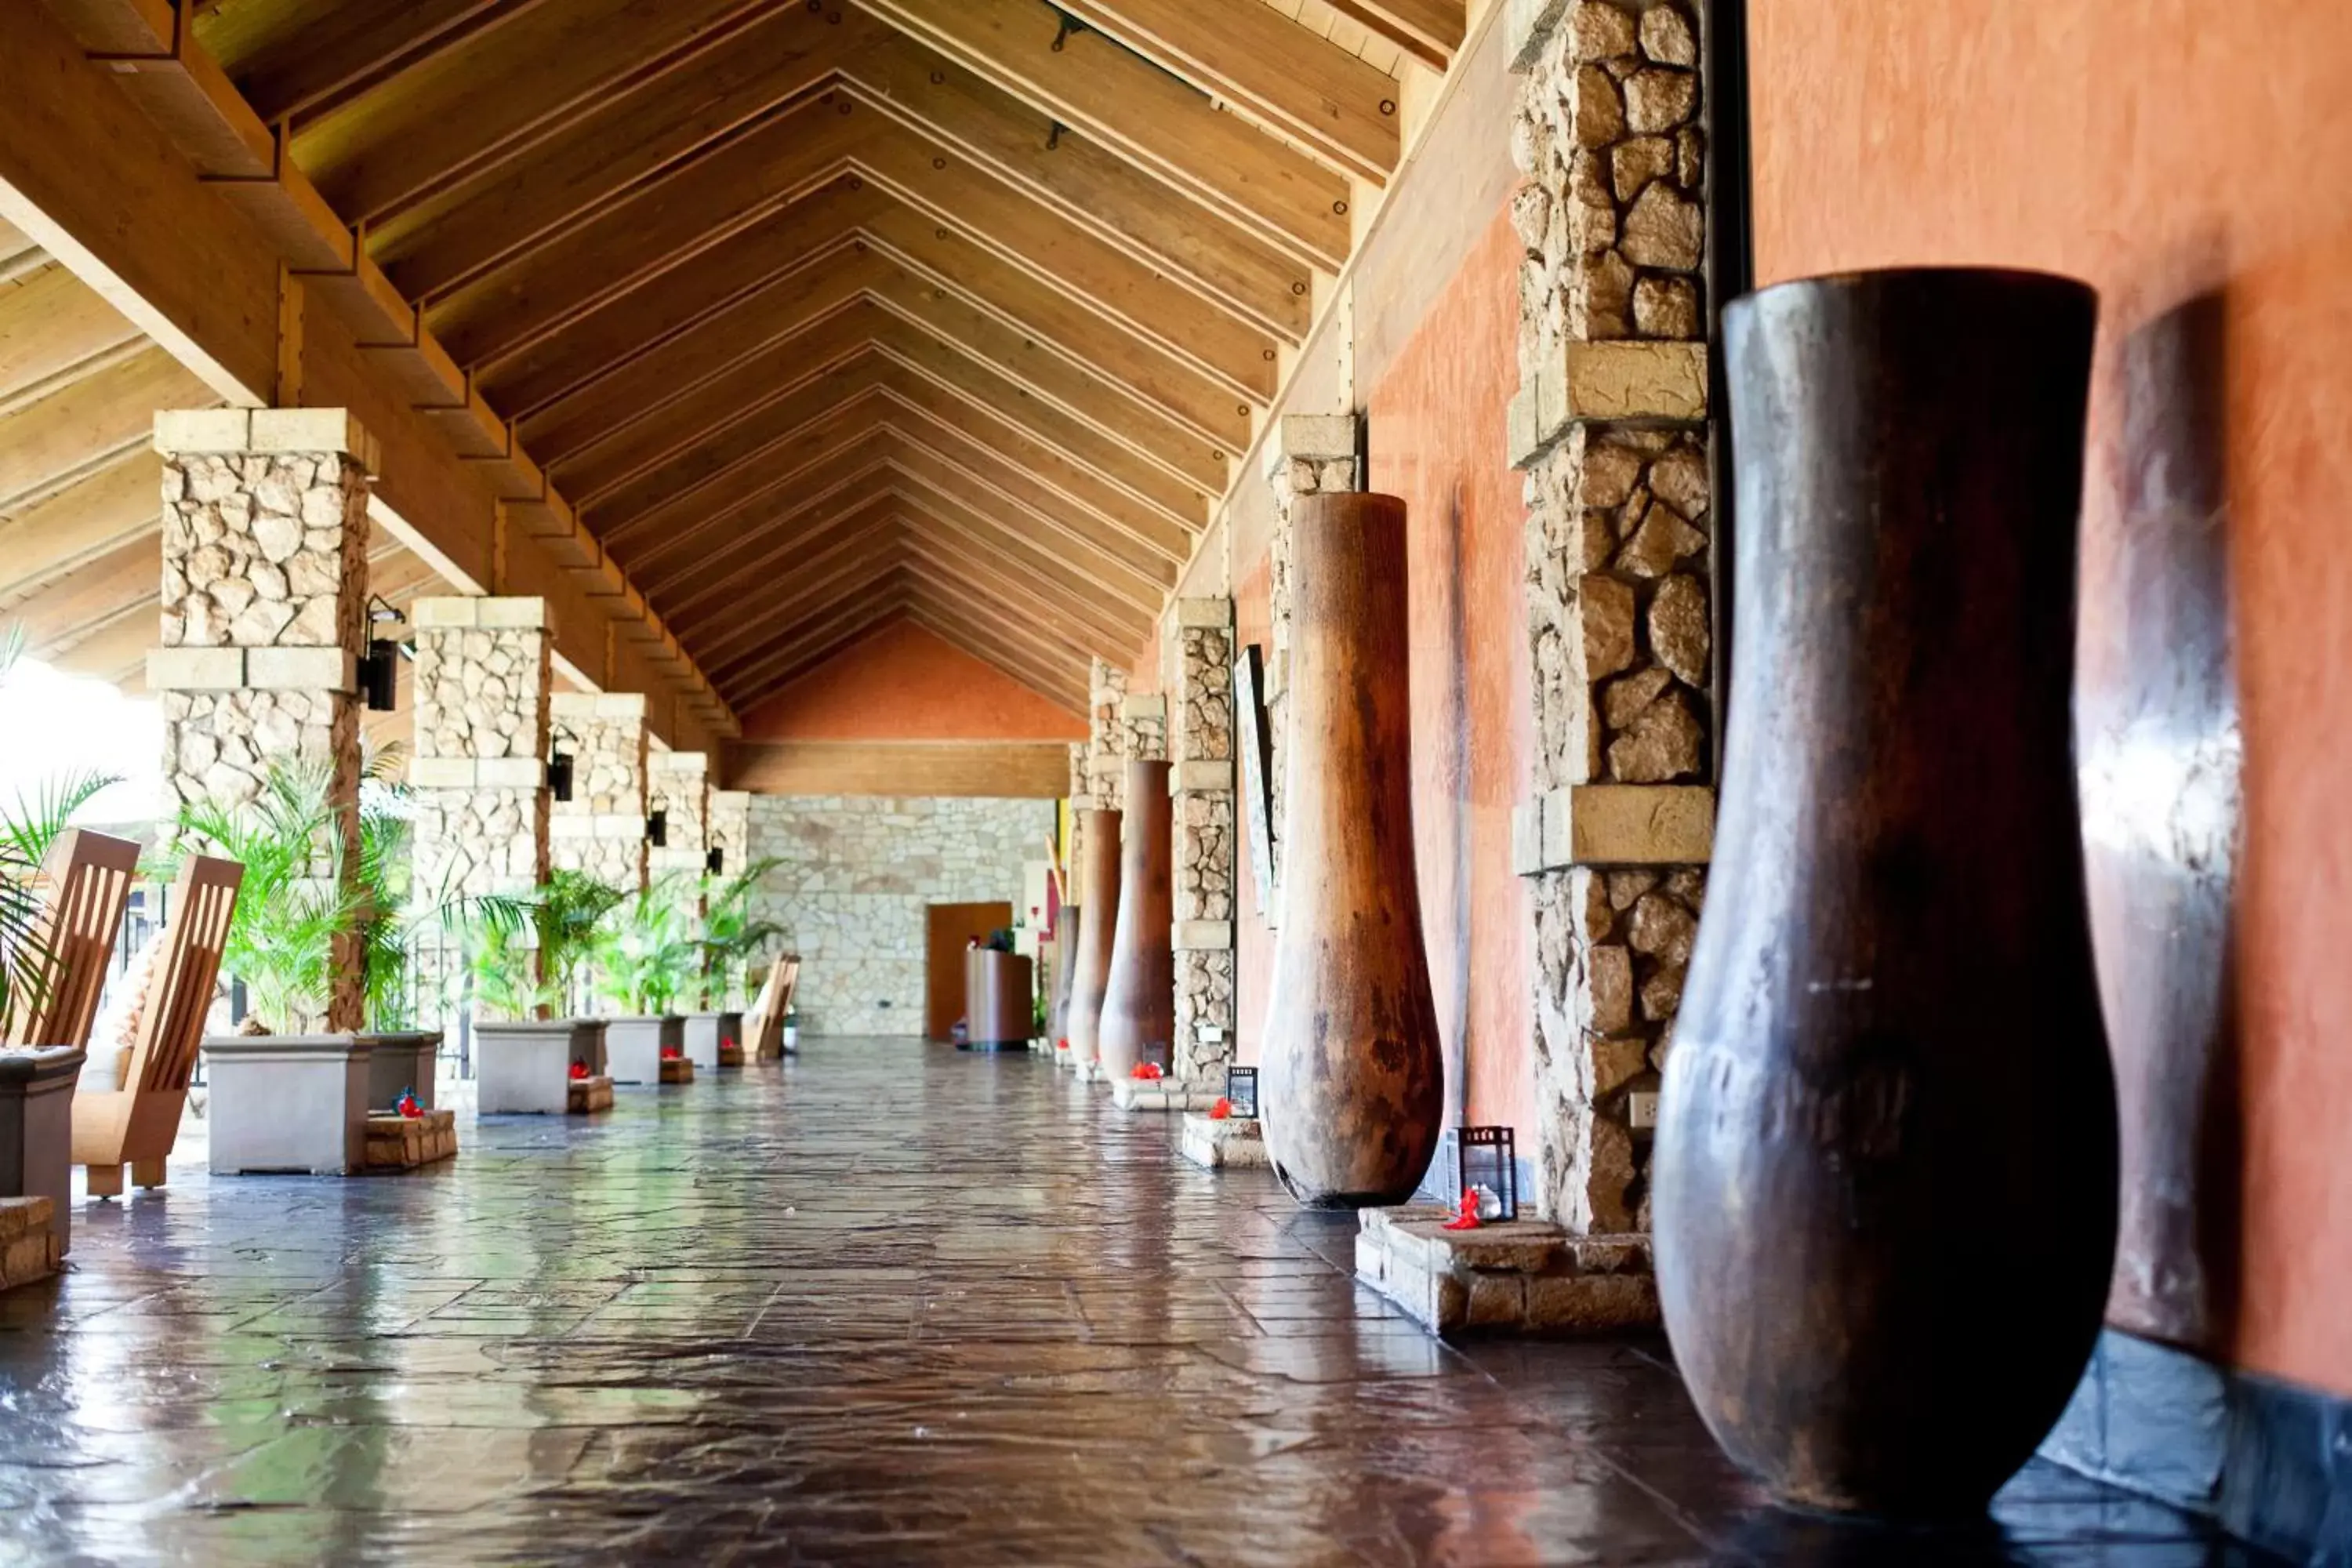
[1654,268,2119,1516]
[1260,492,1443,1207]
[1098,758,1174,1079]
[1064,809,1122,1071]
[1046,904,1080,1044]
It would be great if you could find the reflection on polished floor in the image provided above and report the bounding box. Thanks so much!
[0,1040,2262,1566]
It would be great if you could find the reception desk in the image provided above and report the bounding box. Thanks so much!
[963,949,1035,1051]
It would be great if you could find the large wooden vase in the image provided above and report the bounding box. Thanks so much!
[1098,758,1174,1078]
[1655,268,2119,1516]
[1260,492,1443,1207]
[1064,810,1122,1069]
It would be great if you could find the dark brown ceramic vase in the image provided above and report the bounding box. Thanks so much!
[1260,492,1443,1207]
[1046,903,1080,1044]
[1064,809,1121,1070]
[1655,268,2119,1516]
[1098,757,1174,1079]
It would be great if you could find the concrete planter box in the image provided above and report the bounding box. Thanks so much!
[358,1031,441,1112]
[681,1012,744,1069]
[0,1047,85,1254]
[475,1021,575,1115]
[202,1034,371,1175]
[604,1015,683,1085]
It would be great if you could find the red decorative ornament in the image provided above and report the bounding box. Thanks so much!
[569,1061,590,1080]
[1209,1097,1232,1120]
[395,1089,423,1120]
[1055,1037,1070,1051]
[1130,1062,1163,1080]
[721,1036,735,1051]
[1441,1188,1483,1231]
[660,1044,684,1061]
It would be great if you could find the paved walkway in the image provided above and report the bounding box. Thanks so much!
[0,1040,2258,1565]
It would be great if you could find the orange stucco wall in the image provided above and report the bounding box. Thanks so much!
[1751,0,2352,1396]
[1230,205,1534,1136]
[740,620,1087,742]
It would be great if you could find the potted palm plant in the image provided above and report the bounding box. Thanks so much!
[350,753,445,1115]
[591,874,700,1084]
[682,857,781,1070]
[471,872,622,1114]
[174,760,376,1175]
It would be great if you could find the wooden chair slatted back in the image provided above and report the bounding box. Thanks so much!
[8,829,140,1051]
[126,856,242,1094]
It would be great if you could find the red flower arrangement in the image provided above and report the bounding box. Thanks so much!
[1441,1188,1483,1232]
[1130,1062,1164,1080]
[1208,1097,1232,1120]
[569,1061,590,1081]
[1055,1037,1070,1051]
[395,1089,423,1120]
[659,1044,684,1061]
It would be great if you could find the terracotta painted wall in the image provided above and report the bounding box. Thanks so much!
[741,620,1086,742]
[1750,0,2352,1397]
[1229,205,1534,1138]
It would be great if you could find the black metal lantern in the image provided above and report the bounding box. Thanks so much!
[1451,1126,1519,1222]
[645,809,668,847]
[706,847,724,876]
[546,750,574,801]
[1224,1065,1258,1120]
[358,637,400,712]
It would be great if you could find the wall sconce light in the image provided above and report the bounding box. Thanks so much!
[646,809,668,847]
[358,638,400,712]
[706,847,724,876]
[547,752,574,801]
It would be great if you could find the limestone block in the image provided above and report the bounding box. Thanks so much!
[147,647,244,690]
[245,646,355,691]
[1562,341,1708,422]
[153,408,251,454]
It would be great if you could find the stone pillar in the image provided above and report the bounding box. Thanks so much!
[708,789,752,876]
[408,597,552,906]
[148,408,376,1033]
[648,750,712,878]
[1170,597,1237,1088]
[1261,412,1360,898]
[1084,658,1131,811]
[1508,0,1717,1236]
[549,692,649,893]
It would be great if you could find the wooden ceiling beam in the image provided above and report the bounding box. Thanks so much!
[198,0,545,128]
[0,344,207,516]
[1054,0,1399,183]
[887,483,1157,637]
[0,260,144,413]
[0,452,158,608]
[728,608,917,710]
[292,0,766,223]
[9,530,152,656]
[662,495,902,635]
[686,532,906,672]
[840,34,1311,341]
[898,532,1133,664]
[878,440,1166,614]
[848,0,1350,270]
[713,579,910,694]
[1316,0,1467,73]
[626,441,898,591]
[372,6,880,300]
[901,597,1087,709]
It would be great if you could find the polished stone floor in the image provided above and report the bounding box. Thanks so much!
[0,1039,2270,1566]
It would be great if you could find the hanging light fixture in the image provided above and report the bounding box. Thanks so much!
[547,724,575,801]
[645,809,668,847]
[358,596,407,713]
[706,847,724,876]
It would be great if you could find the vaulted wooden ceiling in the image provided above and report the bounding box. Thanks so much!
[8,0,1467,715]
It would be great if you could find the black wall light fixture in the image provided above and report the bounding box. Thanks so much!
[358,596,408,713]
[646,810,668,847]
[706,847,724,876]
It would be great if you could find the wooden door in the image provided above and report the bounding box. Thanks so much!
[924,902,1011,1041]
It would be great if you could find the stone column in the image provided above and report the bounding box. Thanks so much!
[1170,598,1237,1088]
[549,692,649,893]
[1507,0,1717,1236]
[1261,412,1360,899]
[708,789,752,876]
[648,750,712,878]
[1084,658,1131,811]
[148,408,376,1033]
[408,597,552,906]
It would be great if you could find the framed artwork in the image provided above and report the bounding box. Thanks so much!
[1232,644,1277,919]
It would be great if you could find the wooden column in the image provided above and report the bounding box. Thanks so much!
[1098,757,1173,1080]
[1259,492,1443,1207]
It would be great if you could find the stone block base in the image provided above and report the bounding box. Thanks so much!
[0,1197,58,1290]
[1112,1077,1223,1113]
[1180,1113,1268,1169]
[1355,1206,1659,1338]
[568,1076,615,1113]
[364,1111,458,1171]
[659,1057,695,1085]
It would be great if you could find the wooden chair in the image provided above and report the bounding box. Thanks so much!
[745,953,801,1059]
[71,855,242,1198]
[5,828,140,1051]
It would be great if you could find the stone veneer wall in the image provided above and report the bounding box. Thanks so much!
[709,789,753,873]
[1508,0,1718,1235]
[149,408,376,1033]
[647,750,712,877]
[1171,598,1238,1087]
[747,795,1053,1036]
[549,692,649,893]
